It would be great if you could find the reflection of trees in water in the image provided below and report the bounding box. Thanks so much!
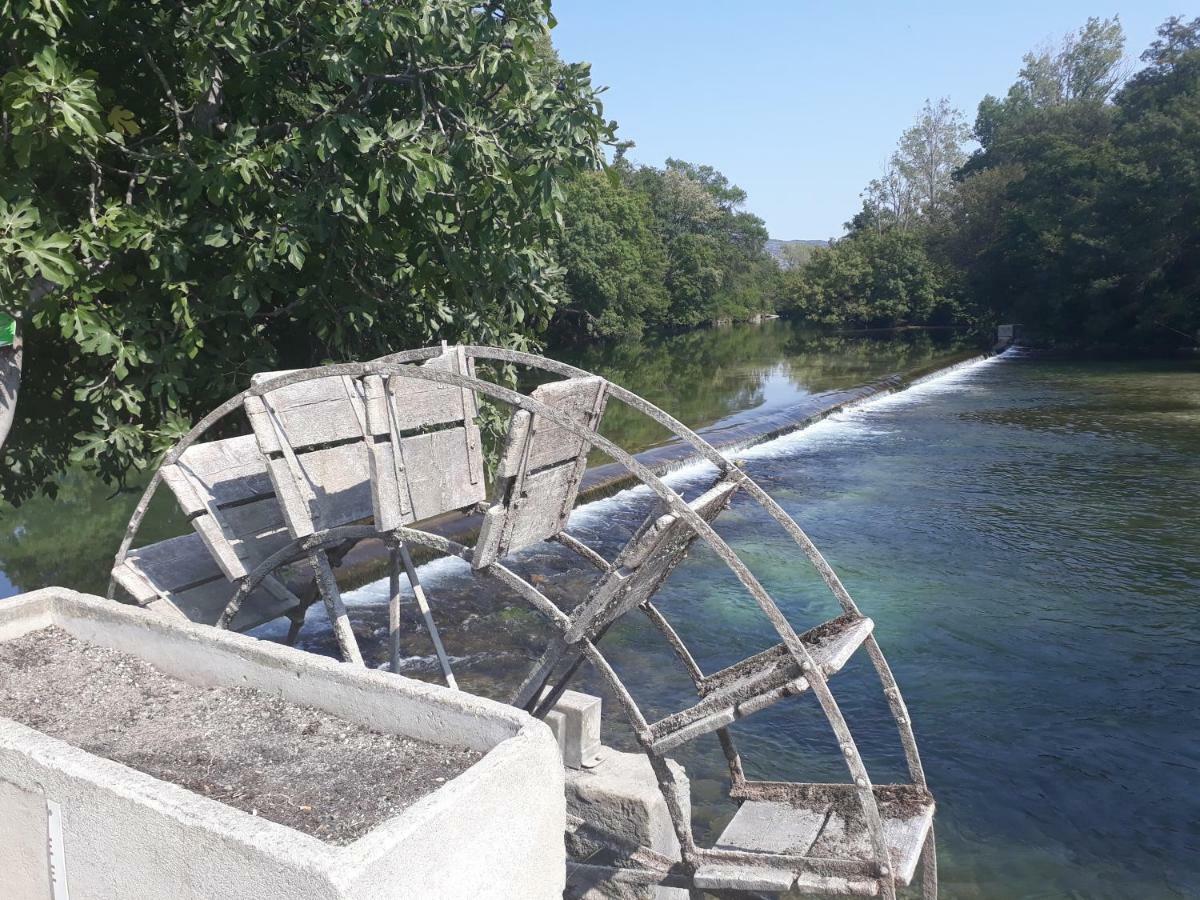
[558,321,971,454]
[0,470,184,597]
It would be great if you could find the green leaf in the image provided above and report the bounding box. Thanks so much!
[106,105,141,136]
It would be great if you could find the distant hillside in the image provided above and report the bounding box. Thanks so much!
[765,238,828,269]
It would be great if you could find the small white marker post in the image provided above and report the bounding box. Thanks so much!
[47,799,69,900]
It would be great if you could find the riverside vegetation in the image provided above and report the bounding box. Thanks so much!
[2,5,1198,503]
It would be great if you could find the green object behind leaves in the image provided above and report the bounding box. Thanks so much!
[0,313,14,348]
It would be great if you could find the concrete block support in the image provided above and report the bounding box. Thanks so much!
[0,588,566,900]
[547,689,603,769]
[558,694,689,900]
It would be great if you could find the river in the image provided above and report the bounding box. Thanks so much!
[2,322,1197,897]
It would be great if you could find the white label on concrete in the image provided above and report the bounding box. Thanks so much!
[47,799,70,900]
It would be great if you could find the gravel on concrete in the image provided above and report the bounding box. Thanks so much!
[0,626,483,844]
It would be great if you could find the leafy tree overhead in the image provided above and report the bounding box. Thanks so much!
[0,0,613,503]
[973,16,1125,152]
[552,153,780,338]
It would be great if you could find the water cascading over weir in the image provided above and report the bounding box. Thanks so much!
[104,343,938,899]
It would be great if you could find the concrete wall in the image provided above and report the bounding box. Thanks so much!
[0,588,565,900]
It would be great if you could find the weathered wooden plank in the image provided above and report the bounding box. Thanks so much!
[146,574,300,631]
[243,394,282,455]
[363,374,391,438]
[205,495,289,543]
[298,441,375,528]
[159,433,290,581]
[400,427,487,522]
[385,350,472,431]
[805,786,935,886]
[366,427,407,531]
[699,615,874,698]
[159,464,206,516]
[496,377,607,477]
[173,435,275,505]
[473,463,575,568]
[250,371,367,449]
[563,478,738,644]
[716,800,829,856]
[192,514,294,579]
[474,376,607,569]
[111,561,159,605]
[649,615,873,752]
[263,453,317,536]
[791,871,880,895]
[363,348,485,531]
[692,863,796,893]
[119,533,223,595]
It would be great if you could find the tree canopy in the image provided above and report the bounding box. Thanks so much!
[949,15,1200,348]
[552,154,780,339]
[0,0,613,503]
[789,15,1200,350]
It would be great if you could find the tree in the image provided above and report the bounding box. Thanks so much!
[555,169,668,338]
[894,98,971,217]
[855,99,969,232]
[859,158,919,233]
[974,17,1126,150]
[784,230,952,329]
[0,0,613,503]
[950,16,1200,349]
[616,158,775,327]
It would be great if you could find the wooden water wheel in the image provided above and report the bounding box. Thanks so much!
[111,344,936,899]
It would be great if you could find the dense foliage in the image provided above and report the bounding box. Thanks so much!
[788,229,955,329]
[951,16,1200,349]
[553,154,780,339]
[784,16,1200,351]
[6,8,1196,502]
[0,0,611,502]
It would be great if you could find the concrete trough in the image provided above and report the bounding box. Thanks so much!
[0,587,565,900]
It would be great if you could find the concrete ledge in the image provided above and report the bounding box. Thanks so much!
[0,587,565,900]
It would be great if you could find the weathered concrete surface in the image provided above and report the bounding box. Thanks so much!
[0,587,565,900]
[565,747,690,900]
[548,690,603,770]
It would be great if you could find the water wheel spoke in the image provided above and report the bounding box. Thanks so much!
[396,541,457,689]
[308,549,364,666]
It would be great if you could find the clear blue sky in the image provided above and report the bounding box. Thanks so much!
[550,1,1190,239]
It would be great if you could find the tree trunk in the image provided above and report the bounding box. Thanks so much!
[0,318,22,451]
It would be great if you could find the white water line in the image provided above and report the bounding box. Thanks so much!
[572,348,1015,525]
